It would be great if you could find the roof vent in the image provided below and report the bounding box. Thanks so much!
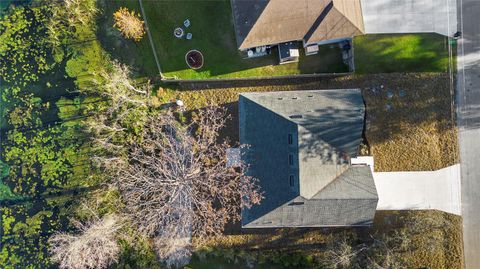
[278,97,283,100]
[292,97,298,100]
[289,115,303,119]
[307,95,314,98]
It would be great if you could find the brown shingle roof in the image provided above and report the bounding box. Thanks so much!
[231,0,365,50]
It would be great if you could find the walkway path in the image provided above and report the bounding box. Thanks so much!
[456,0,480,267]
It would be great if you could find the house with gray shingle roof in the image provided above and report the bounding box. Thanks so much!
[239,89,378,228]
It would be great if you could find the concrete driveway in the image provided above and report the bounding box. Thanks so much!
[361,0,457,37]
[374,164,461,215]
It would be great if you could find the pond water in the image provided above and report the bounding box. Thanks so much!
[0,1,10,9]
[0,0,30,16]
[0,0,14,14]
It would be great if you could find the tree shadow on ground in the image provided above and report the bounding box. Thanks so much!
[172,72,458,172]
[354,33,451,74]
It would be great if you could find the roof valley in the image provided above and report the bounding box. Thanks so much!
[240,89,378,227]
[303,1,334,43]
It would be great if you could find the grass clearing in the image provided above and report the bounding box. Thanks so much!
[354,34,453,74]
[134,0,347,79]
[157,73,458,171]
[97,0,159,78]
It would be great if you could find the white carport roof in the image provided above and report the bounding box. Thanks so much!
[360,0,458,37]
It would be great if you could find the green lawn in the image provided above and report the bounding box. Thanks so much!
[354,34,453,74]
[138,0,347,79]
[99,3,453,78]
[97,0,159,78]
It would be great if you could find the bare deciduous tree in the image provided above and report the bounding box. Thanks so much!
[49,214,123,269]
[324,236,366,269]
[153,223,192,268]
[47,0,98,47]
[86,61,150,154]
[365,235,405,269]
[98,61,148,95]
[113,106,262,267]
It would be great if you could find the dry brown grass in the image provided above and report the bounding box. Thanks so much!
[373,211,464,269]
[368,123,458,171]
[157,73,462,268]
[193,211,463,269]
[157,72,458,172]
[361,73,458,171]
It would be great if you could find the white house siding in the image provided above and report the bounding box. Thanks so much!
[361,0,458,37]
[373,164,461,215]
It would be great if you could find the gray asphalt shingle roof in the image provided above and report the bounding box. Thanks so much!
[240,89,378,228]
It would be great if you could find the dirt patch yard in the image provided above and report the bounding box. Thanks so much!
[157,72,458,172]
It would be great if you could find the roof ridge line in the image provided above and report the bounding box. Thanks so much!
[331,0,365,34]
[307,165,352,199]
[242,93,309,126]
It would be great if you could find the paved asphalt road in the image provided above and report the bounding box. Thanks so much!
[457,0,480,268]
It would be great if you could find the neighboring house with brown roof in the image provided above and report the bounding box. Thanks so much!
[231,0,365,51]
[231,0,457,62]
